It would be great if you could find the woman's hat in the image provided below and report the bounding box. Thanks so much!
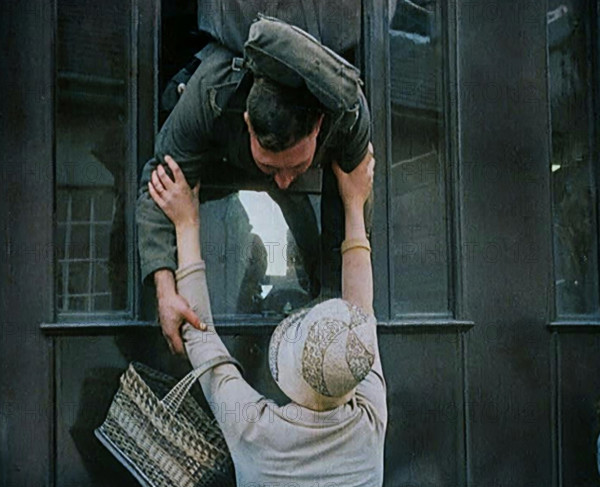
[269,298,376,410]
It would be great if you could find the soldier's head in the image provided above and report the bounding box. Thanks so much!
[244,76,324,190]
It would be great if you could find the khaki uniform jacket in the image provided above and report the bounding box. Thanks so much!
[136,42,371,289]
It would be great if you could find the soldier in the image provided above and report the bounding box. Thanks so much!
[137,21,373,355]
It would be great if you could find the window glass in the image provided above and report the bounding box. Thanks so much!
[548,0,600,316]
[56,0,131,314]
[199,191,320,317]
[388,0,450,316]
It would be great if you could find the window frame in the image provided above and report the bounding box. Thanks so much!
[44,0,473,333]
[364,0,467,328]
[52,0,140,323]
[548,0,600,325]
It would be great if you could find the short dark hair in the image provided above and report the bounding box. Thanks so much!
[246,77,323,153]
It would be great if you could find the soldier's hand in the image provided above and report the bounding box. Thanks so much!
[157,293,204,355]
[154,269,204,355]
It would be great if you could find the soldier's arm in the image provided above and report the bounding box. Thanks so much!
[136,65,214,354]
[331,87,372,174]
[137,64,214,285]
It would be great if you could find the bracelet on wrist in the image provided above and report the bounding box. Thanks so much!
[341,238,371,255]
[175,260,206,280]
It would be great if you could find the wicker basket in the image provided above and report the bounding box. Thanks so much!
[95,361,235,487]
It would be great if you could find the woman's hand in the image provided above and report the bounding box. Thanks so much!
[148,155,200,229]
[332,142,375,212]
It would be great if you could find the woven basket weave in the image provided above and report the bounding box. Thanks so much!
[95,362,235,487]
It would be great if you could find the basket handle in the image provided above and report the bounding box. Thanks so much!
[161,355,243,414]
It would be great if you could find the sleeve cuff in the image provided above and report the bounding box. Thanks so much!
[175,261,206,281]
[141,259,177,285]
[339,142,369,173]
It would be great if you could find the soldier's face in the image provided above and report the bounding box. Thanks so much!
[244,112,322,190]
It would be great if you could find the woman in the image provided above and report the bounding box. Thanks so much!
[148,150,386,486]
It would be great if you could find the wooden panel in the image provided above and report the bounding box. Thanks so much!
[56,329,462,486]
[558,332,600,487]
[0,0,54,485]
[380,332,463,486]
[458,0,554,485]
[56,337,138,487]
[56,331,206,485]
[55,332,287,485]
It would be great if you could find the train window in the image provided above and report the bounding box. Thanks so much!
[55,0,134,316]
[548,0,600,316]
[388,0,451,316]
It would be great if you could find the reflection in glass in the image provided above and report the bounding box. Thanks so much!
[548,0,599,315]
[199,192,319,318]
[388,0,449,315]
[56,0,130,313]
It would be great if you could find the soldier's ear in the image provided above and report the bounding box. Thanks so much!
[312,113,325,138]
[243,111,252,132]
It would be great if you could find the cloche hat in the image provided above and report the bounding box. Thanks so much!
[269,298,376,410]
